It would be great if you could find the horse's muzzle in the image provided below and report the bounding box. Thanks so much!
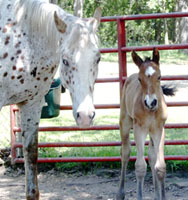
[76,111,95,128]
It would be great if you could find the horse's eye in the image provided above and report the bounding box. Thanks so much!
[158,75,161,80]
[63,59,69,67]
[96,57,101,64]
[138,78,141,83]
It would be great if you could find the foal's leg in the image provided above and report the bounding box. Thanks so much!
[149,128,166,200]
[116,88,132,200]
[19,101,43,200]
[148,137,160,200]
[116,114,132,200]
[134,125,147,200]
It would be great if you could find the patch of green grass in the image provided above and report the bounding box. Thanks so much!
[38,112,188,172]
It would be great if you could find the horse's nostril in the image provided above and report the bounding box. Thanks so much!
[151,99,157,107]
[90,112,95,120]
[144,100,147,107]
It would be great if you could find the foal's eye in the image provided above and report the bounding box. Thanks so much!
[158,75,161,80]
[63,59,69,67]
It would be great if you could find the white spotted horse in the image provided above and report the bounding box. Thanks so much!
[116,48,175,200]
[0,0,101,199]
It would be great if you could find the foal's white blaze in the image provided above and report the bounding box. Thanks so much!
[145,94,157,109]
[145,66,156,77]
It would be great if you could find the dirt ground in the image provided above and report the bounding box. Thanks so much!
[1,164,188,200]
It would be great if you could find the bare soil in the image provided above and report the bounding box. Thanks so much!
[0,164,188,200]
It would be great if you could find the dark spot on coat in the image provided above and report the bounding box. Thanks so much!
[11,57,15,61]
[4,40,9,45]
[27,119,31,122]
[16,50,22,55]
[51,66,55,74]
[7,4,11,9]
[37,77,40,81]
[12,66,16,70]
[21,55,24,60]
[44,77,48,81]
[17,75,22,79]
[20,79,24,84]
[3,52,8,59]
[11,76,15,80]
[5,36,10,45]
[30,67,37,77]
[3,72,8,77]
[34,85,37,88]
[19,68,23,72]
[72,67,76,71]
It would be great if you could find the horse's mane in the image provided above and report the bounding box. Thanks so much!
[14,0,63,49]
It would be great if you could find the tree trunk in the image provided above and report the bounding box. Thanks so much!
[161,0,169,44]
[74,0,85,18]
[176,1,188,53]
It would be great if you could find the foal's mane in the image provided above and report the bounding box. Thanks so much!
[15,0,63,48]
[144,57,152,62]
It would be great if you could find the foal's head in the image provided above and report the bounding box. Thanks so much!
[132,48,162,111]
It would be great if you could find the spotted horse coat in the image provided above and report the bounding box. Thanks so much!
[0,0,101,199]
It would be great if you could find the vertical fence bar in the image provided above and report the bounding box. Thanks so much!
[117,19,126,97]
[10,105,16,164]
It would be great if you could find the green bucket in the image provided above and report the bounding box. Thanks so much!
[41,78,61,118]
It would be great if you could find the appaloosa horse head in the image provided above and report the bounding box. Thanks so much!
[54,9,101,127]
[0,0,101,199]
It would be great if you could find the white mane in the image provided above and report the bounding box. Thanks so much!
[14,0,63,48]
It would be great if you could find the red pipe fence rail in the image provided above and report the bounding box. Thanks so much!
[10,12,188,164]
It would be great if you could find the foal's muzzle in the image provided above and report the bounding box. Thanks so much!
[144,94,158,111]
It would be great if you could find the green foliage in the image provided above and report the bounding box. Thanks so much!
[58,0,176,47]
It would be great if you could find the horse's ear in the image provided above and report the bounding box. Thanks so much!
[93,7,101,26]
[88,7,101,31]
[132,50,143,67]
[54,11,67,34]
[152,48,160,65]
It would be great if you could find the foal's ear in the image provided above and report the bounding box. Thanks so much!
[54,11,67,34]
[152,48,160,65]
[132,50,143,67]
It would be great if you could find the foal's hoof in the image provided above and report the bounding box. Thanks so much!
[116,192,125,200]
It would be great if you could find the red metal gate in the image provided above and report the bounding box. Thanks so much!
[10,12,188,164]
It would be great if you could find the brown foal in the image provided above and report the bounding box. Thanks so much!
[117,48,175,200]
